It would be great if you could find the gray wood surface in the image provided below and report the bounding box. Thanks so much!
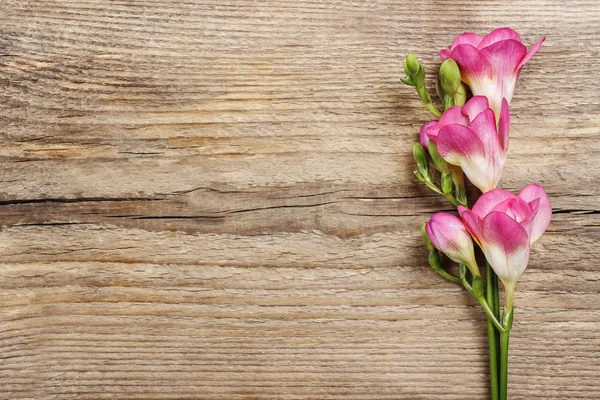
[1,1,599,399]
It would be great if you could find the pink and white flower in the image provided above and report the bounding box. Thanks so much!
[440,28,545,117]
[421,95,510,193]
[425,213,479,276]
[458,184,552,308]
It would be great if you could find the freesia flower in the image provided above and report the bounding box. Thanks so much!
[421,95,510,193]
[425,213,480,276]
[458,184,552,309]
[440,27,545,117]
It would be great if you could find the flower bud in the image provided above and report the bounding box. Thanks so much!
[441,172,453,196]
[404,53,421,77]
[412,143,429,178]
[454,83,467,107]
[435,76,443,100]
[402,53,441,117]
[439,59,461,96]
[425,213,480,276]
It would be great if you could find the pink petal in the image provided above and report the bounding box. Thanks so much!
[520,198,541,237]
[518,184,552,243]
[450,32,484,51]
[480,211,531,284]
[498,98,510,152]
[439,106,470,126]
[468,108,502,160]
[517,36,545,70]
[440,49,451,60]
[436,122,503,192]
[461,96,489,122]
[458,206,483,245]
[420,121,437,149]
[450,44,493,85]
[426,107,469,143]
[492,197,537,234]
[478,27,522,49]
[481,211,530,253]
[472,188,518,218]
[479,39,527,76]
[436,124,486,162]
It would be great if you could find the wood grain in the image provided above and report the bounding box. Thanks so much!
[1,0,599,399]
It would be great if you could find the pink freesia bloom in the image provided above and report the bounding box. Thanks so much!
[440,28,545,117]
[425,213,479,276]
[458,184,552,309]
[421,95,510,193]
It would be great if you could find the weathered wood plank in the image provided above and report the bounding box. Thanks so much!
[1,0,599,399]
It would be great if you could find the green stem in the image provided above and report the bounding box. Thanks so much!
[424,101,442,117]
[500,307,514,400]
[474,295,505,333]
[443,192,461,207]
[415,84,442,117]
[492,269,501,375]
[414,173,461,207]
[437,269,462,283]
[486,263,499,400]
[461,278,505,333]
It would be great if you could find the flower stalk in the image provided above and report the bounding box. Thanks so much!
[487,263,500,400]
[500,307,514,400]
[407,28,549,400]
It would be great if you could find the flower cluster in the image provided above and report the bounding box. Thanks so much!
[403,28,549,400]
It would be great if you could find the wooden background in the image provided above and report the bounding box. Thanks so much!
[1,1,599,399]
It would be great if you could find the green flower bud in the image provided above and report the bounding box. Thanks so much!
[402,53,442,117]
[404,53,421,77]
[439,59,461,96]
[413,143,429,178]
[441,172,453,196]
[454,83,467,107]
[435,77,443,100]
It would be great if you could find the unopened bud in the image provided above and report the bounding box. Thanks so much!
[404,53,421,77]
[441,172,453,195]
[454,83,467,107]
[413,143,429,178]
[439,59,461,96]
[435,76,444,99]
[402,54,441,117]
